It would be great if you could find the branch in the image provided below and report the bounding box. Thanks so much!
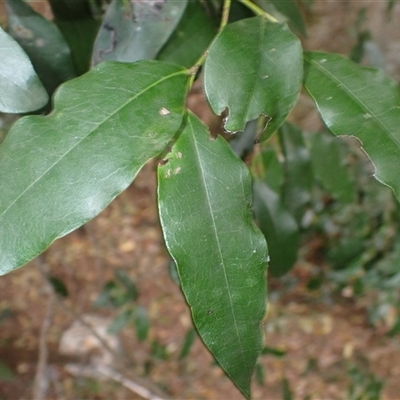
[33,259,55,400]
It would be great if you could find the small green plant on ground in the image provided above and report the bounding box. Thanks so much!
[1,0,400,397]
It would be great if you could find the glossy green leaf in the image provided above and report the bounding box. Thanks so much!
[256,0,307,36]
[157,0,217,68]
[158,112,268,398]
[204,16,302,140]
[279,122,313,222]
[92,0,187,65]
[309,132,355,204]
[253,180,299,276]
[0,61,188,275]
[304,51,400,201]
[0,26,48,113]
[6,0,76,96]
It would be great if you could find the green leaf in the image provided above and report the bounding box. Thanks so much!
[5,0,76,96]
[114,269,138,301]
[279,123,313,222]
[0,26,48,113]
[92,0,187,65]
[387,0,399,13]
[48,275,69,297]
[0,361,15,381]
[56,19,101,76]
[0,61,188,275]
[204,16,302,140]
[304,51,400,201]
[133,305,149,341]
[157,0,217,68]
[261,346,286,357]
[253,147,285,192]
[151,339,169,360]
[253,181,299,276]
[94,281,120,308]
[48,0,93,20]
[256,0,307,36]
[108,309,132,334]
[94,279,137,308]
[158,112,268,398]
[282,377,294,400]
[178,327,196,360]
[308,131,355,203]
[48,0,100,75]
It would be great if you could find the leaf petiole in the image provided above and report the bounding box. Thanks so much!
[238,0,278,22]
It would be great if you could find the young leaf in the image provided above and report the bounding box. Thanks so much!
[279,123,313,222]
[0,26,48,113]
[6,0,76,96]
[304,51,400,201]
[308,131,355,203]
[158,112,268,398]
[253,181,299,276]
[157,0,217,68]
[0,61,189,275]
[204,16,302,141]
[92,0,187,65]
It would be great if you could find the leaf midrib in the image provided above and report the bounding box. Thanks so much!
[0,68,187,221]
[188,115,246,365]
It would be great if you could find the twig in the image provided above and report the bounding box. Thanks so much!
[95,365,168,400]
[83,219,105,288]
[33,259,55,400]
[56,290,132,365]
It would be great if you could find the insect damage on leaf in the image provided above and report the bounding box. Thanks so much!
[159,107,170,115]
